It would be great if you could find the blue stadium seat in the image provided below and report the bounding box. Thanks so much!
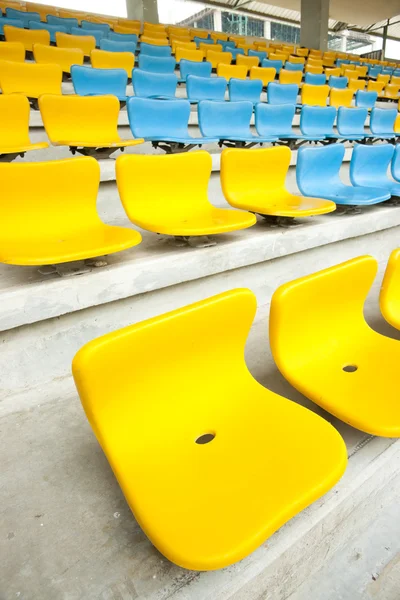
[355,90,378,109]
[336,59,350,67]
[370,108,398,140]
[267,82,299,105]
[5,7,40,27]
[108,31,138,43]
[139,42,172,57]
[179,58,212,82]
[198,100,277,147]
[382,67,394,75]
[392,145,400,182]
[81,20,111,34]
[262,58,283,74]
[305,73,326,85]
[138,54,176,73]
[193,36,214,46]
[336,107,373,141]
[71,26,105,47]
[285,62,304,72]
[328,76,348,89]
[296,144,391,205]
[368,66,382,78]
[221,41,236,51]
[300,105,338,140]
[229,78,262,103]
[132,69,177,99]
[230,48,245,60]
[100,38,137,53]
[248,49,267,62]
[71,65,128,101]
[29,21,67,43]
[255,103,310,143]
[46,15,79,34]
[127,97,218,151]
[186,74,226,102]
[350,144,400,195]
[0,18,24,34]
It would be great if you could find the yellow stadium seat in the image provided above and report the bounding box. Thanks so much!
[269,51,287,63]
[56,32,95,57]
[301,83,329,106]
[348,79,365,92]
[380,249,400,330]
[175,46,204,62]
[377,74,391,85]
[120,19,140,29]
[0,94,48,159]
[0,41,24,62]
[309,49,322,57]
[381,84,400,100]
[206,49,231,69]
[343,69,359,81]
[58,9,86,23]
[288,55,305,64]
[190,29,208,40]
[210,31,228,42]
[116,151,256,237]
[269,42,282,49]
[254,41,268,51]
[143,22,166,33]
[279,68,302,85]
[4,25,50,51]
[236,54,259,73]
[367,80,385,94]
[296,47,309,57]
[33,43,84,74]
[307,57,323,67]
[140,35,170,46]
[354,66,368,78]
[72,286,347,570]
[325,67,340,79]
[0,156,141,266]
[27,2,56,20]
[171,40,195,54]
[270,255,400,437]
[391,76,400,85]
[199,41,222,53]
[168,26,190,37]
[305,64,324,75]
[114,24,140,35]
[237,42,256,55]
[217,63,248,81]
[330,88,353,108]
[282,44,295,54]
[340,64,354,76]
[0,60,62,103]
[249,66,276,87]
[322,57,335,67]
[142,29,167,40]
[90,49,134,77]
[221,146,335,219]
[39,94,143,156]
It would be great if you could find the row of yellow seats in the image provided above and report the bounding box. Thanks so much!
[0,147,336,266]
[72,249,400,570]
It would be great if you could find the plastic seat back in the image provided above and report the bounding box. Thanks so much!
[236,54,259,72]
[325,68,340,79]
[392,144,400,182]
[0,40,25,62]
[138,54,176,74]
[304,73,326,85]
[71,65,127,98]
[0,60,62,97]
[255,103,295,137]
[33,43,84,73]
[350,143,395,188]
[297,144,345,196]
[230,48,245,60]
[139,42,172,57]
[187,74,226,102]
[229,78,262,103]
[285,61,303,71]
[39,94,122,145]
[180,58,212,81]
[279,68,302,85]
[367,80,385,94]
[330,88,353,108]
[4,25,50,51]
[0,18,24,35]
[132,69,177,98]
[377,74,390,85]
[127,97,190,140]
[108,31,138,43]
[355,90,377,109]
[301,83,329,106]
[348,79,365,93]
[248,49,267,62]
[267,82,299,105]
[71,26,104,47]
[262,58,283,74]
[216,63,247,80]
[383,84,400,99]
[100,38,137,53]
[0,93,33,148]
[198,100,253,138]
[175,47,204,63]
[249,66,275,87]
[370,107,397,135]
[28,21,67,43]
[46,15,79,33]
[6,7,40,27]
[380,248,400,330]
[91,49,135,77]
[300,105,336,136]
[56,32,96,56]
[328,75,348,89]
[337,107,368,137]
[81,20,110,34]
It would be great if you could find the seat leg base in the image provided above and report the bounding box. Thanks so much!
[0,152,24,162]
[260,215,301,228]
[69,147,119,159]
[38,257,108,278]
[172,236,217,248]
[335,205,363,216]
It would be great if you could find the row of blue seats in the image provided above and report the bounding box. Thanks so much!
[122,98,399,151]
[70,66,381,110]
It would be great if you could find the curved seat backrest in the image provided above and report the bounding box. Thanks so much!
[46,15,79,33]
[33,43,84,73]
[350,143,395,187]
[29,21,67,43]
[380,249,400,330]
[229,78,262,102]
[300,105,336,135]
[39,94,121,145]
[279,69,302,85]
[249,66,276,86]
[71,65,127,97]
[216,63,247,80]
[0,40,25,62]
[6,7,40,26]
[0,18,24,35]
[330,88,353,108]
[198,100,253,137]
[367,80,385,94]
[392,144,400,182]
[262,58,283,73]
[4,25,50,50]
[355,90,377,108]
[304,73,326,85]
[297,144,345,195]
[138,54,176,73]
[301,83,329,106]
[140,42,172,56]
[337,106,367,135]
[71,26,104,47]
[370,107,397,134]
[236,54,259,69]
[99,39,137,53]
[0,94,32,147]
[248,49,267,62]
[187,74,226,101]
[90,49,135,77]
[0,59,62,96]
[108,31,138,43]
[116,150,214,224]
[56,32,96,56]
[0,156,101,241]
[328,76,348,89]
[255,103,295,136]
[127,97,190,139]
[267,82,298,105]
[175,47,204,62]
[284,61,303,71]
[81,20,110,34]
[180,59,212,81]
[132,69,177,98]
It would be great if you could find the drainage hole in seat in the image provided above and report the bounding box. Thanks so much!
[195,433,215,445]
[343,365,358,373]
